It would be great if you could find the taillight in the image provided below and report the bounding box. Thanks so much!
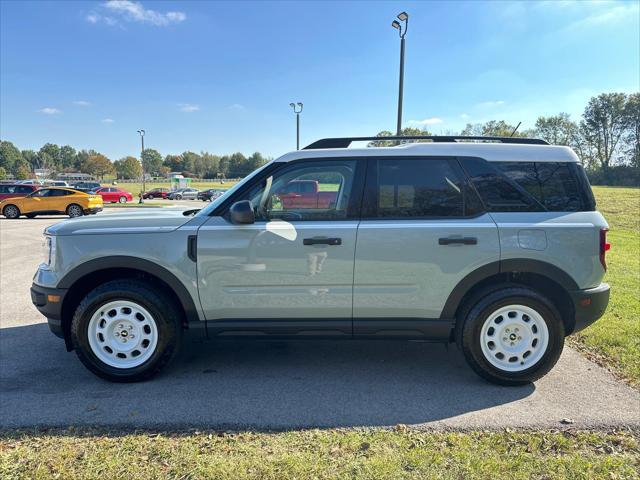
[599,228,610,271]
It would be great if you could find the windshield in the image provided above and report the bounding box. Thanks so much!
[196,162,272,217]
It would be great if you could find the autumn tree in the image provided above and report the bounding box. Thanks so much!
[114,156,142,179]
[82,154,114,179]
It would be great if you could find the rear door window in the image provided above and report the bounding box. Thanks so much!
[365,158,482,218]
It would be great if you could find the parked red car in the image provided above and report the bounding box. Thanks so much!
[91,187,133,203]
[276,180,337,209]
[142,187,170,199]
[0,184,39,200]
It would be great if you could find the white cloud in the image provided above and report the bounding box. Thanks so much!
[102,118,115,123]
[87,1,187,27]
[408,117,443,126]
[178,103,200,112]
[228,103,245,111]
[563,2,639,31]
[460,113,469,119]
[39,107,61,115]
[73,100,92,107]
[476,100,505,108]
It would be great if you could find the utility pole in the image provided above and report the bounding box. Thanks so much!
[137,129,145,204]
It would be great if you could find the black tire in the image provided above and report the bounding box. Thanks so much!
[148,194,154,200]
[457,286,564,386]
[70,279,183,382]
[2,204,20,219]
[25,213,37,219]
[175,194,182,200]
[119,196,127,203]
[67,204,83,218]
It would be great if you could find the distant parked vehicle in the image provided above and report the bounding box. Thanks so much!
[142,188,170,200]
[45,180,70,187]
[167,188,199,200]
[1,187,103,218]
[91,187,133,203]
[0,184,39,200]
[197,189,225,202]
[73,181,102,193]
[276,179,337,209]
[15,179,42,185]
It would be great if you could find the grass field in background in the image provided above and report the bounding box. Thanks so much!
[571,186,640,386]
[1,429,637,479]
[106,180,237,195]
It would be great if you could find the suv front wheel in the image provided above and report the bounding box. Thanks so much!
[458,287,564,386]
[71,279,182,382]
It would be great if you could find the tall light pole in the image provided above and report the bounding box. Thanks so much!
[137,129,145,204]
[392,11,408,137]
[289,102,303,150]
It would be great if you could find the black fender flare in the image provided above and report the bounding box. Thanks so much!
[440,259,579,319]
[58,256,201,323]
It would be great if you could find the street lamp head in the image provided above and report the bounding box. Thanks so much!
[297,102,303,110]
[137,129,145,136]
[391,20,400,29]
[397,11,408,22]
[289,103,295,108]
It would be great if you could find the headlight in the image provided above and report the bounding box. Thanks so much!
[41,235,56,270]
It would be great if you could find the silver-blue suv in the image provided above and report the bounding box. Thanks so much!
[31,136,610,385]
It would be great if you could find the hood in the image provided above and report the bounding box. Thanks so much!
[46,209,196,236]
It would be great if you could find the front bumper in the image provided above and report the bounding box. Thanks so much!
[84,206,103,215]
[569,283,610,334]
[31,283,67,339]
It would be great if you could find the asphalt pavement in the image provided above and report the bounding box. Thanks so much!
[1,211,639,431]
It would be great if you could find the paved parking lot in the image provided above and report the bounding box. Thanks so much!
[1,211,639,431]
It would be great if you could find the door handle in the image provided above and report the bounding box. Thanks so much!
[303,237,342,246]
[438,237,477,245]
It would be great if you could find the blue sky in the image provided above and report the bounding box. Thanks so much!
[1,0,638,160]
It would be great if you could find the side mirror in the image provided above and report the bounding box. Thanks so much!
[229,200,255,224]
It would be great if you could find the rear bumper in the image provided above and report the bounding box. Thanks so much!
[31,284,67,339]
[569,283,610,334]
[84,206,103,215]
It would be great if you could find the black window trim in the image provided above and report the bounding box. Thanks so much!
[211,157,367,222]
[360,156,486,221]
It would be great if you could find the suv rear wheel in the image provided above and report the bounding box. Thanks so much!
[458,287,564,386]
[70,279,182,382]
[67,204,83,218]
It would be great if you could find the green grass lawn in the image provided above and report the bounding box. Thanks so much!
[1,429,638,479]
[571,186,640,386]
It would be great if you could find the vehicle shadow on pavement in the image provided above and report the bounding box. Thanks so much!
[0,323,534,430]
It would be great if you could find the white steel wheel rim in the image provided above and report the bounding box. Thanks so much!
[68,205,82,217]
[87,300,159,369]
[119,196,126,203]
[479,304,549,372]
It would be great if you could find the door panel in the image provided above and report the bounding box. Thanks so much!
[196,158,363,323]
[354,216,499,319]
[353,157,500,324]
[197,217,358,319]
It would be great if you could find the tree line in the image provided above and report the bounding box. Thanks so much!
[1,91,638,185]
[0,140,271,181]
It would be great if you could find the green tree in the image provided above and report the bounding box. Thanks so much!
[368,127,433,147]
[15,164,31,180]
[38,143,61,170]
[461,120,522,137]
[180,151,201,176]
[0,166,6,180]
[163,154,184,172]
[0,140,23,174]
[623,92,640,168]
[141,149,163,176]
[82,154,114,179]
[201,152,220,178]
[114,156,142,179]
[581,92,629,169]
[21,149,38,170]
[59,145,77,169]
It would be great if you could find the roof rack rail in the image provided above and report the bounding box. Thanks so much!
[303,135,549,149]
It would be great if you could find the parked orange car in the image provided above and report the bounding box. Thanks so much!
[0,187,103,219]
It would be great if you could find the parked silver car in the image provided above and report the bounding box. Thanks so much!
[167,188,199,200]
[31,135,610,384]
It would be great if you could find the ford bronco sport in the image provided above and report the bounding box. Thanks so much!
[31,136,610,385]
